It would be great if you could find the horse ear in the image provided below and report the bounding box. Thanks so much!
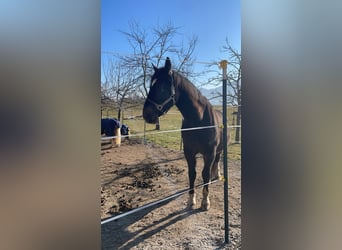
[152,64,157,72]
[165,57,171,71]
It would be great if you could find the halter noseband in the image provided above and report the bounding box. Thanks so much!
[147,72,176,114]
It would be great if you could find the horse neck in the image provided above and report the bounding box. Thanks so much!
[174,72,207,122]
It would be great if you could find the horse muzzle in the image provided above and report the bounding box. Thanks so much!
[143,103,159,124]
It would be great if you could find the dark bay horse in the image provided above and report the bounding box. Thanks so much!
[143,57,229,210]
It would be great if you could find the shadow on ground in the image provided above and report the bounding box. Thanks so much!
[101,198,202,250]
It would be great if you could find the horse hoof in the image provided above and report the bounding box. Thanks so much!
[201,200,210,211]
[187,203,196,210]
[187,193,196,209]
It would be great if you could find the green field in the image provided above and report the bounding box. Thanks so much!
[102,105,241,161]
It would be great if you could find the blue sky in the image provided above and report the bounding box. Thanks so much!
[101,0,240,86]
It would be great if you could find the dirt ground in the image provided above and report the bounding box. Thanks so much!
[101,138,241,249]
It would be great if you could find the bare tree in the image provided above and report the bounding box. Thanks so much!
[223,39,241,143]
[101,85,113,118]
[101,58,139,121]
[174,34,198,78]
[119,20,199,129]
[202,39,241,142]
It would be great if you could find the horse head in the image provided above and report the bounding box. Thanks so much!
[143,57,176,124]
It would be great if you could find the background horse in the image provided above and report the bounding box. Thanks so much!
[101,118,121,146]
[143,57,229,210]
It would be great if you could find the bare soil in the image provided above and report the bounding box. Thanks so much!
[101,139,241,249]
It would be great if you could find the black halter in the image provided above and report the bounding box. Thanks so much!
[146,72,176,114]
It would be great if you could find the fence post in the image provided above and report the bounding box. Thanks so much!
[220,60,229,244]
[143,121,147,145]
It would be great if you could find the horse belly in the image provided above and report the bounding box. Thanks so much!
[182,129,217,154]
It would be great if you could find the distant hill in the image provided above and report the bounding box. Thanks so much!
[199,86,222,105]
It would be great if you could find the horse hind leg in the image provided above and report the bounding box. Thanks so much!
[210,153,221,181]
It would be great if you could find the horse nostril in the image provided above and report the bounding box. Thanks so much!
[143,111,157,124]
[143,107,154,123]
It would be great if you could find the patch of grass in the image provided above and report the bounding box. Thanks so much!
[103,105,241,161]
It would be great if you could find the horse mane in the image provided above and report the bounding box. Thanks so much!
[173,71,212,109]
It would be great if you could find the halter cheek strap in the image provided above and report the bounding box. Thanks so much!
[147,72,176,114]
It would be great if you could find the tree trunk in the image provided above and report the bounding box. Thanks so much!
[117,108,121,121]
[155,117,160,130]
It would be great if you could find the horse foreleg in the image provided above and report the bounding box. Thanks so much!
[185,150,197,209]
[188,192,196,209]
[201,152,215,210]
[202,188,210,211]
